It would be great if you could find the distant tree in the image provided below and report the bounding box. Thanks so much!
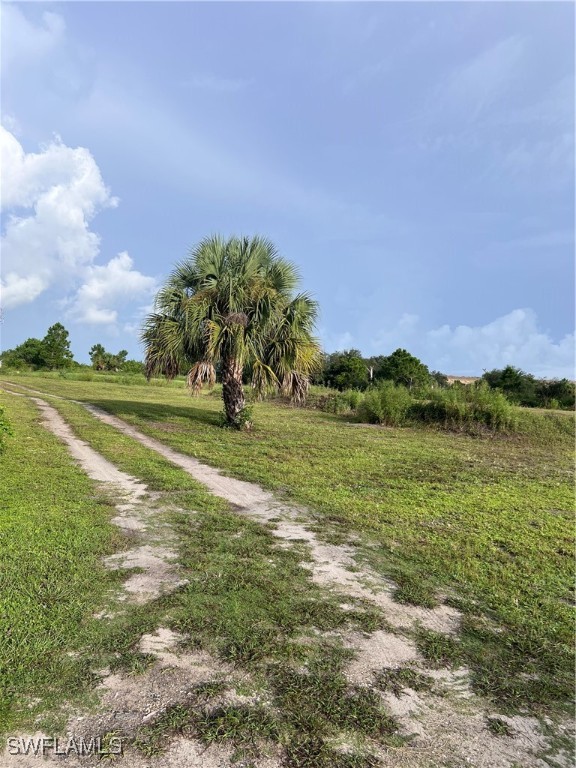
[121,359,145,375]
[89,344,107,370]
[0,338,46,369]
[535,378,575,410]
[324,349,369,391]
[375,348,431,390]
[41,323,74,370]
[310,352,330,386]
[89,344,129,371]
[431,371,449,388]
[482,366,537,406]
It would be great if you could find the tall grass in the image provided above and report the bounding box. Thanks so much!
[353,381,526,434]
[413,383,516,432]
[357,381,413,426]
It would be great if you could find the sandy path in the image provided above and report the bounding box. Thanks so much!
[1,383,571,768]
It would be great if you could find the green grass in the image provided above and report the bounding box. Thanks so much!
[0,382,399,763]
[2,373,574,718]
[0,394,132,731]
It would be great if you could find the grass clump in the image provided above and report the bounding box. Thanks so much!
[415,629,463,668]
[486,717,514,737]
[374,667,436,697]
[357,381,412,426]
[285,735,380,768]
[391,572,438,608]
[196,704,280,744]
[0,405,13,453]
[266,648,400,764]
[169,508,382,664]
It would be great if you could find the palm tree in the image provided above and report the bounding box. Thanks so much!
[142,235,321,428]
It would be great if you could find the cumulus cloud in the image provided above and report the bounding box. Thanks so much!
[67,252,156,327]
[0,126,156,329]
[0,126,115,307]
[371,309,575,379]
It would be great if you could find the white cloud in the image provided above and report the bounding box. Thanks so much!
[371,309,575,379]
[1,6,66,70]
[1,126,116,309]
[0,126,156,331]
[67,252,156,327]
[0,273,46,308]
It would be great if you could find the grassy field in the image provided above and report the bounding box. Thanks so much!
[0,393,130,731]
[0,386,404,764]
[2,371,573,722]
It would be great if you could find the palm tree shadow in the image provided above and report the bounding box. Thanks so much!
[88,399,221,427]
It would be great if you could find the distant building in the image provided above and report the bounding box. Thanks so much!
[445,376,480,385]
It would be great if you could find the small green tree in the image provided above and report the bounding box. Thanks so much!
[0,338,46,369]
[42,323,74,370]
[376,348,431,390]
[431,371,449,388]
[535,378,575,410]
[89,345,129,371]
[324,349,369,391]
[482,366,537,406]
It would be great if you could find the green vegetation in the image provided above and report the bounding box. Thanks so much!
[0,394,130,730]
[321,349,370,391]
[483,365,575,410]
[0,404,13,453]
[317,347,431,392]
[357,380,413,426]
[143,235,321,428]
[374,667,436,697]
[316,379,565,436]
[412,382,515,432]
[314,351,574,412]
[0,323,73,371]
[0,387,397,763]
[486,717,514,737]
[3,373,573,717]
[373,347,431,390]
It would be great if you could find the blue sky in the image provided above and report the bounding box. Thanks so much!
[1,1,574,376]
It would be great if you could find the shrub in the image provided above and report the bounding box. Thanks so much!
[319,392,352,414]
[413,383,515,433]
[342,389,363,410]
[311,388,364,415]
[357,381,412,426]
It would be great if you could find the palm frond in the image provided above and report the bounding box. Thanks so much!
[187,361,216,394]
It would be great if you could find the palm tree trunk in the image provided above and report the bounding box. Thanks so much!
[222,356,246,426]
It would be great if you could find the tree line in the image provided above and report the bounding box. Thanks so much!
[313,349,574,410]
[0,324,143,374]
[2,323,572,411]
